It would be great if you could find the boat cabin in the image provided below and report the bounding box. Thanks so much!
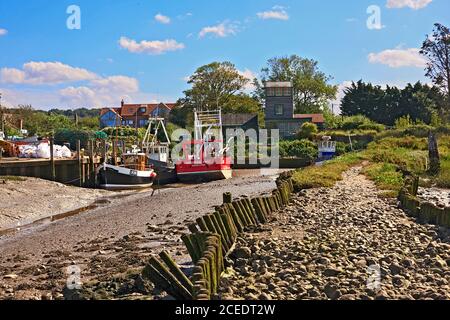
[123,153,148,171]
[318,136,336,160]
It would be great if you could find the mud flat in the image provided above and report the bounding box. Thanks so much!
[219,167,450,300]
[0,169,279,300]
[0,177,113,230]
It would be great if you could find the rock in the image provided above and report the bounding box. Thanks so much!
[434,256,447,268]
[323,267,343,277]
[245,293,259,300]
[41,293,53,300]
[258,293,272,300]
[389,263,403,275]
[324,283,342,300]
[400,258,415,268]
[316,257,331,265]
[3,274,18,279]
[233,247,252,259]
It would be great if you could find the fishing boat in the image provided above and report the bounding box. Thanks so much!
[98,146,157,190]
[142,117,178,185]
[175,109,232,183]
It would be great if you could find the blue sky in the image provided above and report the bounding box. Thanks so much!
[0,0,448,110]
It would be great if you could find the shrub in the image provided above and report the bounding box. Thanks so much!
[297,122,318,140]
[340,115,374,131]
[358,123,385,132]
[395,115,414,129]
[279,139,318,160]
[291,153,362,190]
[363,163,404,197]
[54,129,96,149]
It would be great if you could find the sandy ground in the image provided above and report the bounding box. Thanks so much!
[219,167,450,300]
[0,169,279,300]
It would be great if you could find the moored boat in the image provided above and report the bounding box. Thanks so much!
[176,140,232,183]
[175,109,233,183]
[98,148,156,190]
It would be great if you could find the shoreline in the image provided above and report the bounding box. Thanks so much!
[0,169,280,300]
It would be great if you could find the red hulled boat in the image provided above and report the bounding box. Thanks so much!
[175,109,233,183]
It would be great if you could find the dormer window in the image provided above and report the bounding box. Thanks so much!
[140,107,146,113]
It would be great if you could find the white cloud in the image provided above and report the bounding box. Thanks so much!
[257,6,289,20]
[119,37,185,55]
[90,75,139,93]
[199,22,237,38]
[0,61,98,85]
[0,61,161,108]
[368,48,427,68]
[386,0,432,10]
[155,13,171,24]
[59,86,101,107]
[238,69,257,90]
[0,28,7,36]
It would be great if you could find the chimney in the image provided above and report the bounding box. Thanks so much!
[121,99,124,107]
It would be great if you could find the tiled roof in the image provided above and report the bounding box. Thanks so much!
[293,114,325,123]
[100,108,121,117]
[264,81,293,88]
[101,103,176,117]
[222,113,258,126]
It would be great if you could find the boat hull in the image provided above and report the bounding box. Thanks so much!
[175,157,233,183]
[148,159,179,185]
[177,168,232,183]
[98,164,155,190]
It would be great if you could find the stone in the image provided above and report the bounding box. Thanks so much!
[324,283,342,300]
[3,274,18,279]
[233,247,252,259]
[258,293,272,300]
[389,263,403,275]
[323,267,343,277]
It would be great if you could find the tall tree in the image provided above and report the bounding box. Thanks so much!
[421,23,450,115]
[341,80,441,126]
[179,61,250,110]
[258,55,337,113]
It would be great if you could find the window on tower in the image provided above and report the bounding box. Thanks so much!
[275,104,284,115]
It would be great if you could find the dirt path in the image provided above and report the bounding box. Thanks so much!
[0,170,279,300]
[220,167,450,300]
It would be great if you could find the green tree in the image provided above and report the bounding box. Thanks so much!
[421,23,450,114]
[78,116,100,130]
[341,80,442,126]
[297,122,318,140]
[179,61,249,110]
[258,55,337,113]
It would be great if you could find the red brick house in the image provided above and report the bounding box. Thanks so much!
[100,100,177,128]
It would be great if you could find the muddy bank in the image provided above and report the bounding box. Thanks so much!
[0,169,279,300]
[0,177,113,230]
[219,168,450,300]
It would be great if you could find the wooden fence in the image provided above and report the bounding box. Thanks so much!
[142,176,295,300]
